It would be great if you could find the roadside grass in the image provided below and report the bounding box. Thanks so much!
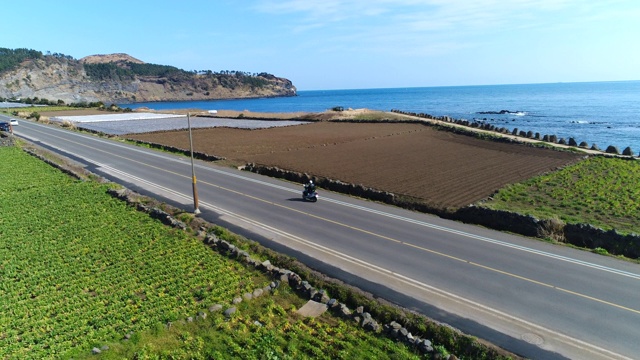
[210,109,310,120]
[0,105,74,113]
[208,109,418,122]
[75,291,423,360]
[0,146,428,359]
[481,156,640,235]
[350,111,417,121]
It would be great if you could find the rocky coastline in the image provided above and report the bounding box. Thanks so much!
[391,109,639,158]
[0,53,296,105]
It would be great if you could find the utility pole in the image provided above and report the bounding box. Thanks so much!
[187,112,201,215]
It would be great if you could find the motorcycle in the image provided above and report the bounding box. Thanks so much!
[302,186,319,202]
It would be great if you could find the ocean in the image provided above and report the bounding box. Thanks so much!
[123,81,640,153]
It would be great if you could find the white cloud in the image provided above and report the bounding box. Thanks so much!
[249,0,640,86]
[251,0,585,55]
[253,0,638,36]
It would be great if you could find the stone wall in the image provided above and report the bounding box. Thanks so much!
[564,223,640,258]
[453,206,541,237]
[243,163,396,203]
[125,139,226,162]
[242,163,442,214]
[0,132,15,147]
[457,207,640,258]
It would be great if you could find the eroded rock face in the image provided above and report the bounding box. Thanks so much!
[0,54,296,104]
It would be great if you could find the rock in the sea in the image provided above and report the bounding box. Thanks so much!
[605,145,620,154]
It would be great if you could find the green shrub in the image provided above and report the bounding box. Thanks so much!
[593,247,609,255]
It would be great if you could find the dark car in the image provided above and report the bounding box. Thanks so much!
[0,122,12,133]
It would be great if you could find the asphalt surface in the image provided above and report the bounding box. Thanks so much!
[6,115,640,360]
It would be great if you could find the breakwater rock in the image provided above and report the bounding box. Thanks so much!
[391,109,640,158]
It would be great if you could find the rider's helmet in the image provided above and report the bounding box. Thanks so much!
[309,180,313,185]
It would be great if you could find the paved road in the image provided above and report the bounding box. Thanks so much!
[8,116,640,360]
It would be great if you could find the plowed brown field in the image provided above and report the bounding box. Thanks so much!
[126,122,583,209]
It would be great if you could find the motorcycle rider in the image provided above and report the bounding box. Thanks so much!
[304,180,316,196]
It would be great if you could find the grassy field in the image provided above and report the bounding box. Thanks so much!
[1,105,72,113]
[76,292,426,360]
[0,146,432,359]
[481,156,640,235]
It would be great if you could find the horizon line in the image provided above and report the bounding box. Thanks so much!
[297,79,640,92]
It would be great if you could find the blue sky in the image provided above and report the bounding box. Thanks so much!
[1,0,639,90]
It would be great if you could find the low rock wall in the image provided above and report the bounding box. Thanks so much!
[459,207,640,258]
[243,163,449,215]
[244,163,397,204]
[453,206,541,237]
[118,139,226,162]
[564,223,640,258]
[0,132,15,147]
[454,206,640,256]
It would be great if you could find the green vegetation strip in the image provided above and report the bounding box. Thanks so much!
[0,146,428,359]
[482,156,640,235]
[77,294,424,360]
[0,147,258,358]
[0,106,73,113]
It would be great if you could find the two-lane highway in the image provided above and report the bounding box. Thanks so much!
[9,116,640,359]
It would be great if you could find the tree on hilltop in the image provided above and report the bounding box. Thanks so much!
[0,48,44,73]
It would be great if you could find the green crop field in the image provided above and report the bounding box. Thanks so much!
[481,156,640,235]
[76,294,426,360]
[1,106,69,113]
[0,146,430,359]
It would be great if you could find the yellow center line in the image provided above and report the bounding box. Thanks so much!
[38,127,640,316]
[194,176,640,316]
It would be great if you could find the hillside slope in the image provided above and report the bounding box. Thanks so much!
[0,50,296,104]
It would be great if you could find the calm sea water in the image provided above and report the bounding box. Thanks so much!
[124,81,640,152]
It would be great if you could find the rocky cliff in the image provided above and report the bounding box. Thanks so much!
[0,52,296,104]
